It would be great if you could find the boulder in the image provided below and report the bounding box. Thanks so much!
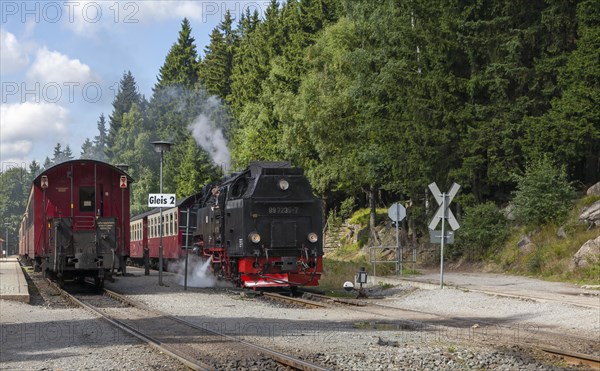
[501,203,516,221]
[557,226,567,239]
[579,200,600,226]
[572,236,600,269]
[517,234,535,254]
[587,181,600,196]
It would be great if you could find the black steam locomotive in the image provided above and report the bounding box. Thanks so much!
[194,161,323,288]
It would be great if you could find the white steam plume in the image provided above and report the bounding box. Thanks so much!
[188,96,230,171]
[170,255,229,288]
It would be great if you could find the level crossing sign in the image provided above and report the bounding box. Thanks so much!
[428,182,460,231]
[120,176,128,188]
[428,181,460,289]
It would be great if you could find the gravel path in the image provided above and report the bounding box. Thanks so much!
[2,266,596,370]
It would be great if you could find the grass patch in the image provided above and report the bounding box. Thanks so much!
[319,256,370,292]
[492,204,599,284]
[348,208,388,226]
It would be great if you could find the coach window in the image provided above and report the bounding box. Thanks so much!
[79,187,95,212]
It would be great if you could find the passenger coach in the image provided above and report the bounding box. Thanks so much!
[19,160,132,288]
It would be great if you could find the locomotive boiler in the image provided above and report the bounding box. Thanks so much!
[195,161,323,288]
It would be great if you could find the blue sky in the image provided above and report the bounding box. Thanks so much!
[1,1,268,170]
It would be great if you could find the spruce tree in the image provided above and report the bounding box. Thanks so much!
[200,11,237,99]
[80,138,95,159]
[148,18,221,194]
[107,71,143,159]
[28,160,42,180]
[93,113,109,161]
[156,18,200,90]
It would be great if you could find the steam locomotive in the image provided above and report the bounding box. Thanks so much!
[19,160,132,288]
[194,161,323,288]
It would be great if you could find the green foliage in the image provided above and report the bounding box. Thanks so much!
[200,11,236,99]
[319,254,370,292]
[457,202,510,260]
[348,208,387,226]
[156,18,200,90]
[0,166,29,253]
[512,156,576,226]
[107,71,143,159]
[339,197,355,220]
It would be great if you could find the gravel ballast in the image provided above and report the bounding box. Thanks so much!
[1,266,596,370]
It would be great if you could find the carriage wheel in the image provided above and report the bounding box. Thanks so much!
[94,277,104,291]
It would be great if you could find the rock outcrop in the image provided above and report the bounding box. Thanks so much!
[572,236,600,269]
[579,200,600,226]
[587,181,600,196]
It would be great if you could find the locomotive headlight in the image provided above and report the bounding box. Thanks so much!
[278,179,289,191]
[249,232,261,244]
[307,232,318,243]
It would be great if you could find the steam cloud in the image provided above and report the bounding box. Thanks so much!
[171,255,218,288]
[188,96,230,171]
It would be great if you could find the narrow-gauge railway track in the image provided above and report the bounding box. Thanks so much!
[296,291,600,366]
[541,347,600,370]
[47,279,329,371]
[261,292,329,308]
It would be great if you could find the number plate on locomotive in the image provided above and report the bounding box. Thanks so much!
[268,206,300,214]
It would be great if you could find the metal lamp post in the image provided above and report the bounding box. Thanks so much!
[4,222,10,257]
[151,141,173,286]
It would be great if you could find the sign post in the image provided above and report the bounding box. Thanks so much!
[428,182,460,289]
[148,193,176,286]
[387,202,406,274]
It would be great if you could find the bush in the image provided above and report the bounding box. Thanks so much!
[457,202,510,260]
[348,208,387,226]
[340,197,355,220]
[512,156,576,226]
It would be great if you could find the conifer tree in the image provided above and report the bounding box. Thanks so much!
[28,160,42,180]
[524,0,600,184]
[80,138,95,159]
[107,71,143,160]
[148,18,221,194]
[156,18,200,90]
[200,11,237,99]
[64,145,74,161]
[93,113,109,161]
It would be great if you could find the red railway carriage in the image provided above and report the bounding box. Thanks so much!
[19,160,132,287]
[129,191,202,267]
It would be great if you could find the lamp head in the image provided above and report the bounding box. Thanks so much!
[151,140,173,153]
[115,163,130,172]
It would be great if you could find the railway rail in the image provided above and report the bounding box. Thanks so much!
[541,347,600,370]
[47,279,329,371]
[274,290,600,368]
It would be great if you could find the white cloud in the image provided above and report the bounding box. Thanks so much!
[0,102,70,162]
[137,1,206,22]
[0,29,29,74]
[63,1,206,36]
[26,47,97,86]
